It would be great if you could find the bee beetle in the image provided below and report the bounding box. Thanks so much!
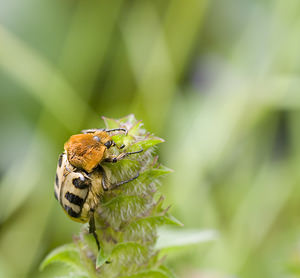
[54,128,143,250]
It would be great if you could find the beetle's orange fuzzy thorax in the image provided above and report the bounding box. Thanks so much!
[64,131,112,173]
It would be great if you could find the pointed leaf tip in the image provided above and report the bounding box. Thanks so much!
[96,247,110,268]
[164,215,184,227]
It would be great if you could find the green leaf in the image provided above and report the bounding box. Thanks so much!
[139,166,173,183]
[131,215,182,229]
[128,120,144,136]
[103,114,140,131]
[96,247,110,268]
[118,114,137,126]
[119,269,172,278]
[156,164,174,175]
[39,244,84,272]
[158,266,177,278]
[156,229,218,251]
[102,116,120,129]
[101,195,148,227]
[127,137,164,152]
[163,215,184,227]
[108,242,149,268]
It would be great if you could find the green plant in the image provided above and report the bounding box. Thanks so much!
[40,115,216,278]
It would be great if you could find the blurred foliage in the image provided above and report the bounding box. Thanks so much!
[1,0,300,277]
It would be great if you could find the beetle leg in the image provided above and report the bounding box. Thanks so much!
[89,207,111,263]
[89,210,100,251]
[104,148,143,163]
[96,166,109,191]
[109,141,125,150]
[115,142,125,149]
[110,173,140,190]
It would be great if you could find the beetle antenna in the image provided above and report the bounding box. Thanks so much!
[105,128,128,135]
[81,128,105,134]
[81,128,128,135]
[110,172,140,190]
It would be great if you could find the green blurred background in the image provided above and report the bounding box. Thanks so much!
[1,0,300,277]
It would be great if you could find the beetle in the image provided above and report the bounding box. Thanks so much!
[54,128,142,249]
